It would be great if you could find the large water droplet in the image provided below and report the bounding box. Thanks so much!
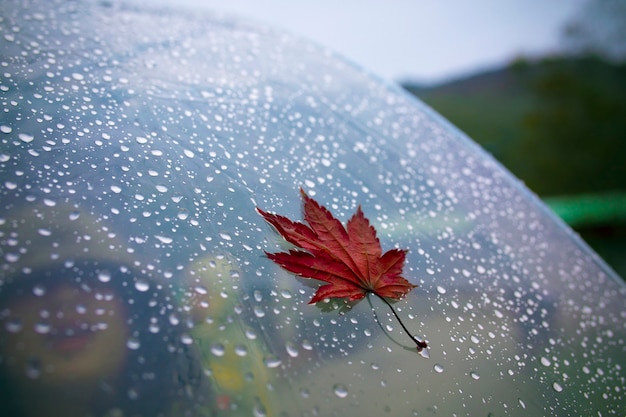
[177,209,189,220]
[234,344,248,357]
[180,333,193,345]
[194,285,208,295]
[253,306,265,318]
[98,270,111,283]
[127,338,141,350]
[433,363,445,374]
[285,342,299,358]
[552,381,563,392]
[263,355,282,368]
[134,279,150,292]
[154,235,173,244]
[333,384,348,398]
[210,343,225,357]
[34,322,51,334]
[470,371,480,380]
[18,132,34,143]
[253,397,267,417]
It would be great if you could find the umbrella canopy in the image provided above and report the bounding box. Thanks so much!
[1,1,624,416]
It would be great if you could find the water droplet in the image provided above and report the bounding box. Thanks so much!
[518,398,526,409]
[134,279,150,292]
[333,384,348,398]
[434,363,445,374]
[5,253,20,263]
[154,235,173,244]
[18,133,34,143]
[253,306,265,317]
[541,357,551,367]
[194,285,208,295]
[552,382,563,392]
[210,343,225,357]
[32,284,46,296]
[245,328,257,340]
[5,318,22,333]
[234,345,248,356]
[436,285,446,294]
[253,397,267,417]
[263,355,282,368]
[98,270,111,283]
[280,289,292,299]
[128,388,139,400]
[285,342,299,358]
[180,333,193,345]
[34,322,51,334]
[127,338,141,350]
[470,371,480,380]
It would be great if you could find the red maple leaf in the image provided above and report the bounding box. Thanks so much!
[257,188,427,351]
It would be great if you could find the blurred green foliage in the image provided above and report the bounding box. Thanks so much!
[513,56,626,196]
[402,55,626,279]
[404,56,626,197]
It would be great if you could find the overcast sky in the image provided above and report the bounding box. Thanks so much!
[135,0,587,85]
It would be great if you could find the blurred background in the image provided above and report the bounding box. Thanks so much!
[129,0,626,278]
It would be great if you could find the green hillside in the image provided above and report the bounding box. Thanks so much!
[402,56,626,197]
[405,66,533,162]
[402,56,626,279]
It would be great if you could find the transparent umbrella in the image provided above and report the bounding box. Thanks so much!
[1,1,624,416]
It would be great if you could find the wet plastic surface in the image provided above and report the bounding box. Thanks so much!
[1,1,625,416]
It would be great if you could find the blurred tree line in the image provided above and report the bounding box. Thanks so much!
[508,56,626,196]
[405,55,626,197]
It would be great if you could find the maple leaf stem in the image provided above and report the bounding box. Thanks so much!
[372,292,428,351]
